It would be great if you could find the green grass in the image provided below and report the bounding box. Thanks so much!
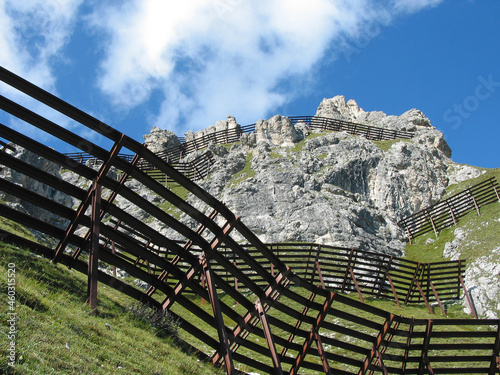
[158,182,191,220]
[373,138,411,152]
[0,243,223,375]
[405,168,500,263]
[227,151,256,187]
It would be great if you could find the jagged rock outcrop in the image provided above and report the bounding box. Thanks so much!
[464,247,500,319]
[144,127,180,154]
[316,95,433,132]
[184,115,239,144]
[255,115,308,147]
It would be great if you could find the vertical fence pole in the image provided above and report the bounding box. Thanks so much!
[87,181,101,312]
[459,275,478,319]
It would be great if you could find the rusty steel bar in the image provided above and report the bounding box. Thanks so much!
[349,266,365,303]
[281,290,317,358]
[418,320,433,375]
[315,260,326,290]
[313,330,332,375]
[342,249,355,293]
[416,280,434,315]
[255,300,283,375]
[460,274,478,319]
[87,182,101,311]
[289,292,335,375]
[387,274,401,308]
[358,313,394,375]
[469,189,481,215]
[429,281,446,316]
[200,255,235,375]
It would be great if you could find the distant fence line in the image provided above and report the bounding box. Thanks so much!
[399,177,500,242]
[112,226,470,317]
[64,115,416,181]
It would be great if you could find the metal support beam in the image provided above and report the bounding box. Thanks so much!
[416,280,433,315]
[315,260,326,290]
[429,281,446,316]
[349,266,364,303]
[405,263,422,305]
[87,182,101,311]
[469,189,481,216]
[460,275,478,319]
[289,292,335,375]
[54,135,126,263]
[200,255,235,375]
[359,313,394,375]
[256,300,283,375]
[418,320,433,375]
[214,267,291,365]
[281,291,317,358]
[342,249,355,293]
[426,209,439,238]
[401,318,414,374]
[313,330,332,375]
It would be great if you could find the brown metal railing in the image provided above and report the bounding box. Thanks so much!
[63,115,415,183]
[1,66,498,375]
[399,177,500,241]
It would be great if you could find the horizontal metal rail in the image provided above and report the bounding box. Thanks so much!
[64,115,416,183]
[1,66,498,375]
[399,177,500,241]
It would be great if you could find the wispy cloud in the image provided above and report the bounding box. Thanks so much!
[0,0,82,90]
[90,0,445,134]
[0,0,445,139]
[391,0,444,14]
[0,0,84,143]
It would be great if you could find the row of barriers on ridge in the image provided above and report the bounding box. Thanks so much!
[1,66,499,374]
[399,177,500,242]
[64,114,416,181]
[145,115,416,165]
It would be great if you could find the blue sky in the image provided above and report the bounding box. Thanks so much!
[0,0,498,168]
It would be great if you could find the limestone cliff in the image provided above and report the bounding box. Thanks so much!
[192,96,455,255]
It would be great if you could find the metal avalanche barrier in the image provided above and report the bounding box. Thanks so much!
[1,67,499,375]
[399,177,500,242]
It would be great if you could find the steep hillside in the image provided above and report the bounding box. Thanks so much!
[0,240,223,375]
[405,167,500,319]
[0,208,222,375]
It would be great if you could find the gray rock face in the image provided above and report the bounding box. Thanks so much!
[0,146,73,231]
[464,247,500,319]
[192,98,455,255]
[144,127,180,154]
[316,95,433,132]
[184,115,239,143]
[255,115,308,147]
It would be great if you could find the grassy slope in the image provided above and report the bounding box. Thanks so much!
[0,242,223,375]
[405,167,500,263]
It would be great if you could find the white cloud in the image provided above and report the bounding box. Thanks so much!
[89,0,413,133]
[391,0,444,14]
[0,0,84,142]
[1,0,446,141]
[0,0,82,89]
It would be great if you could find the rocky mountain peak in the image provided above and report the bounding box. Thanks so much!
[317,95,433,132]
